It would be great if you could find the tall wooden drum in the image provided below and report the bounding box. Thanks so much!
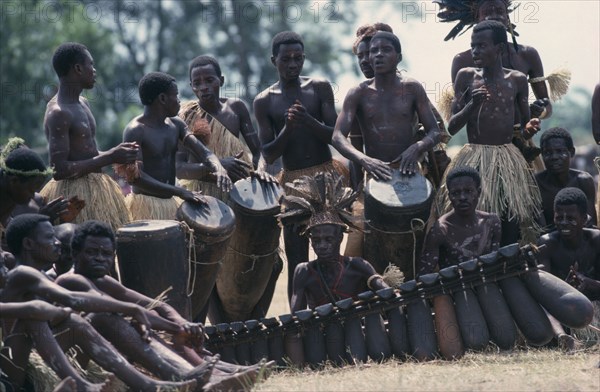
[210,178,283,323]
[116,220,191,320]
[363,170,433,279]
[177,197,236,322]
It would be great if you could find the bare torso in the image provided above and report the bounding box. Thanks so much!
[538,229,600,281]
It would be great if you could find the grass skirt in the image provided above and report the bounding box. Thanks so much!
[125,193,182,221]
[434,143,542,243]
[40,173,130,232]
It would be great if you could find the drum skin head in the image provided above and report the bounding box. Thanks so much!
[177,196,236,241]
[117,219,182,238]
[365,170,433,208]
[229,177,283,215]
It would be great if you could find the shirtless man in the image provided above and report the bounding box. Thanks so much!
[419,166,501,275]
[441,20,542,245]
[535,128,596,232]
[41,42,138,231]
[332,31,440,181]
[446,0,553,120]
[254,31,341,301]
[178,55,274,201]
[592,83,600,223]
[122,71,231,220]
[1,214,198,391]
[57,220,267,391]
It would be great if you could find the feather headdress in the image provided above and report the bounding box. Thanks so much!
[434,0,519,43]
[277,172,360,234]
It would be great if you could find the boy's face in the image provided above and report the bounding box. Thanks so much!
[190,64,223,104]
[356,40,374,78]
[78,50,96,89]
[477,0,509,26]
[163,82,181,117]
[554,204,585,241]
[447,176,481,217]
[8,176,46,205]
[471,30,500,68]
[369,38,400,75]
[272,43,305,81]
[74,235,115,279]
[309,224,343,261]
[542,137,573,175]
[27,221,61,269]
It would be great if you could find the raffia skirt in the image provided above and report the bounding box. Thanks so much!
[40,173,131,232]
[125,193,183,221]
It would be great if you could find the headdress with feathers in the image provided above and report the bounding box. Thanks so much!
[277,172,360,235]
[435,0,519,50]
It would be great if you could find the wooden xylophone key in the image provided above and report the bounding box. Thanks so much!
[230,321,252,365]
[215,323,237,364]
[295,309,326,368]
[358,290,392,362]
[475,251,518,350]
[280,314,305,367]
[420,272,464,360]
[377,287,410,359]
[453,261,490,351]
[336,297,367,364]
[401,280,437,361]
[262,317,286,367]
[246,319,269,364]
[315,303,345,366]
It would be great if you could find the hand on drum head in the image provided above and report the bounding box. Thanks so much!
[179,189,208,205]
[250,169,279,185]
[360,156,392,181]
[221,151,252,182]
[213,166,233,193]
[391,144,421,176]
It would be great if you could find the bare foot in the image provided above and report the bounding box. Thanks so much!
[557,333,579,353]
[79,373,119,392]
[53,377,77,392]
[185,355,218,385]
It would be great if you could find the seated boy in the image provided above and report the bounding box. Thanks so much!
[277,172,388,312]
[419,166,501,275]
[535,128,596,232]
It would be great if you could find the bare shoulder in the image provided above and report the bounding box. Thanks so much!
[225,97,250,113]
[477,210,501,225]
[455,67,477,82]
[453,49,472,63]
[538,231,560,247]
[506,68,528,82]
[348,256,376,274]
[573,169,595,184]
[168,115,188,130]
[55,272,92,290]
[584,228,600,246]
[254,82,279,103]
[518,44,542,62]
[123,115,145,138]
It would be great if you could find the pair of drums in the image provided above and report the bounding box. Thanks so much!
[116,178,282,322]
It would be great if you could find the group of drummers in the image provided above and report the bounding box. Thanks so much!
[2,0,600,389]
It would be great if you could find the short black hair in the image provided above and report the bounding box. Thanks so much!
[188,55,222,80]
[473,20,508,46]
[138,72,177,106]
[540,127,574,151]
[71,220,115,254]
[370,31,402,54]
[554,187,587,216]
[52,42,89,77]
[272,31,304,56]
[446,166,482,189]
[353,23,394,54]
[5,214,50,256]
[2,147,49,181]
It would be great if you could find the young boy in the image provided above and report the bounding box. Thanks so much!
[178,55,274,200]
[56,220,268,390]
[438,20,542,245]
[1,214,199,391]
[276,172,387,311]
[41,42,139,231]
[254,31,342,301]
[535,128,596,231]
[419,166,501,275]
[122,71,231,220]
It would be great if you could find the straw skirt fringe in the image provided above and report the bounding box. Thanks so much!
[125,193,182,221]
[434,143,542,242]
[40,173,130,231]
